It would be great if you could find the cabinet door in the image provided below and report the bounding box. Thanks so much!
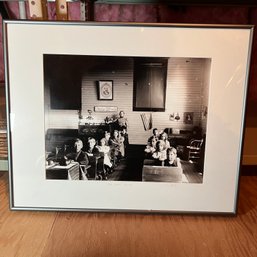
[134,65,151,109]
[133,58,167,112]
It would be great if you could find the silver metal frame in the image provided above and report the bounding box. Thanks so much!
[3,20,254,214]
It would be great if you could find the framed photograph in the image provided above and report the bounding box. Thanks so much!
[4,20,253,214]
[184,112,194,124]
[98,80,113,100]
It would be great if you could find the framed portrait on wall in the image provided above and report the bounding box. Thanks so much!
[184,112,194,124]
[4,20,253,214]
[98,80,113,100]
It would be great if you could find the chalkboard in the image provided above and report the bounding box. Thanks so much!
[44,55,81,110]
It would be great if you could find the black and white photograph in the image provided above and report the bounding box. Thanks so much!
[44,54,211,183]
[5,21,252,213]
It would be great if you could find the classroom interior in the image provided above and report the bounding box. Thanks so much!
[44,54,211,183]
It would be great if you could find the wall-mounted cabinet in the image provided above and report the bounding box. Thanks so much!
[133,57,168,112]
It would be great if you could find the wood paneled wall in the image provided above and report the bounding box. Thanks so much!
[81,57,209,144]
[81,58,134,125]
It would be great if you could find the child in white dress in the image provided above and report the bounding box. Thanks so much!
[97,138,113,169]
[152,140,167,161]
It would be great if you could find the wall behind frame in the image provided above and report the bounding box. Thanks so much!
[45,57,210,145]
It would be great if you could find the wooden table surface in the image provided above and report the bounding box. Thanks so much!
[0,171,257,257]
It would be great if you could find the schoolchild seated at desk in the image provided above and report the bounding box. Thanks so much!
[120,126,129,148]
[160,132,170,150]
[152,140,167,162]
[103,131,112,146]
[66,138,89,166]
[66,138,90,180]
[164,147,181,168]
[144,137,157,158]
[85,137,101,156]
[110,130,125,159]
[148,128,160,143]
[85,137,105,180]
[97,138,113,175]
